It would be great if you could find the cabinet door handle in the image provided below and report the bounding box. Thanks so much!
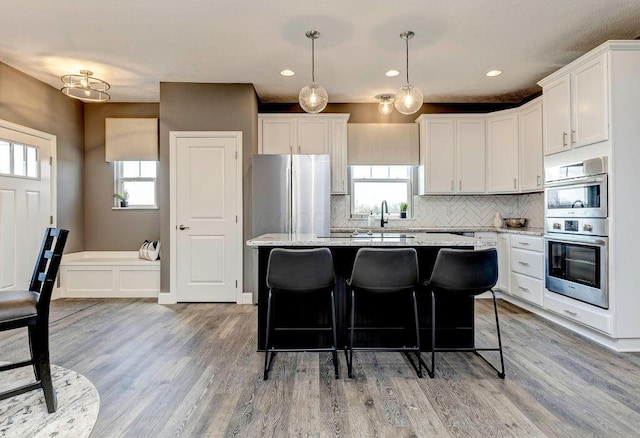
[513,178,517,190]
[518,242,530,246]
[571,130,576,144]
[451,180,454,191]
[518,286,530,292]
[290,145,293,154]
[562,132,568,147]
[537,175,541,187]
[298,145,301,153]
[518,261,530,266]
[459,181,462,191]
[564,309,578,317]
[178,224,190,230]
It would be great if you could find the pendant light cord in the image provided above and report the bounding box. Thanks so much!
[405,37,410,84]
[311,37,316,83]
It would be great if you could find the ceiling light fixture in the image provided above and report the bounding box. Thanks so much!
[61,70,110,102]
[486,69,503,77]
[385,70,400,77]
[299,30,328,114]
[280,69,295,77]
[394,31,423,115]
[376,94,395,115]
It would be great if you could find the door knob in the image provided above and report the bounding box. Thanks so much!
[178,224,190,230]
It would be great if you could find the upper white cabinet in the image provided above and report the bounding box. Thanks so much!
[487,111,519,193]
[539,52,608,155]
[416,115,485,194]
[519,98,543,191]
[258,114,349,194]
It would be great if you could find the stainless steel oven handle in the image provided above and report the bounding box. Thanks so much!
[544,174,606,188]
[544,235,607,246]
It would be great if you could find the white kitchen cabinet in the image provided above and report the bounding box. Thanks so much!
[486,111,519,193]
[539,52,608,155]
[259,116,328,155]
[519,98,543,192]
[496,233,510,292]
[416,115,485,194]
[507,235,544,307]
[258,114,350,194]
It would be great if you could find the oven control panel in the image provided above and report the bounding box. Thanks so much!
[545,218,608,237]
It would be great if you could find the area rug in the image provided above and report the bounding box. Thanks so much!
[0,364,99,438]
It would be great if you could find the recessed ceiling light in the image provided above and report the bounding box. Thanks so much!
[280,69,295,77]
[486,70,503,77]
[385,70,400,77]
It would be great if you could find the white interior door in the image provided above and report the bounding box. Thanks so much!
[174,133,241,302]
[0,122,54,291]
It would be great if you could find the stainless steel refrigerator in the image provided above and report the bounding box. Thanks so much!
[252,154,331,238]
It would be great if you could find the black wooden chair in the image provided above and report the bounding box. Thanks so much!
[423,247,505,379]
[0,227,69,413]
[263,248,338,380]
[346,248,422,378]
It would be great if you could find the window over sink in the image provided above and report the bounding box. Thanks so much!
[350,165,413,217]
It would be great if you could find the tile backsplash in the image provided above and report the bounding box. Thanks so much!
[331,192,544,229]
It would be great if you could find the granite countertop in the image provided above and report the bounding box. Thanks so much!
[247,232,496,247]
[331,226,544,236]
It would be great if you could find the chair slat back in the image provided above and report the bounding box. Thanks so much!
[30,228,69,313]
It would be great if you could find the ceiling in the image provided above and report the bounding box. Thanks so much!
[2,0,640,104]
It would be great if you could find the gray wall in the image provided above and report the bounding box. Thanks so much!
[84,103,160,249]
[159,83,258,293]
[0,62,85,252]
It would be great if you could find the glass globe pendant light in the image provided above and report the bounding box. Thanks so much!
[299,30,328,113]
[376,94,395,115]
[394,31,423,115]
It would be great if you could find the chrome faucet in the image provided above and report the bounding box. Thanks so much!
[380,200,389,228]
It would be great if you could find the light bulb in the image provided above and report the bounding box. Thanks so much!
[80,78,89,88]
[310,90,318,105]
[84,89,91,97]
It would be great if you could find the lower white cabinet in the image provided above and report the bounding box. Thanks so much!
[502,234,544,307]
[544,291,612,334]
[510,272,544,306]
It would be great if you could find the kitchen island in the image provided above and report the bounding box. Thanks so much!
[247,232,495,352]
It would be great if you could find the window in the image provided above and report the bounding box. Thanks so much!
[114,161,157,207]
[351,165,412,216]
[0,139,39,179]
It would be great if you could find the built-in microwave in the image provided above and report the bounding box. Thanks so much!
[544,157,608,219]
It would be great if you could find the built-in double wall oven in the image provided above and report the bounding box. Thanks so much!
[544,157,609,309]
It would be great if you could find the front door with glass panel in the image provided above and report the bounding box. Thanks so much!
[0,122,53,291]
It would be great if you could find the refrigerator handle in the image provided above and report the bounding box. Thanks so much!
[287,163,293,234]
[290,166,296,233]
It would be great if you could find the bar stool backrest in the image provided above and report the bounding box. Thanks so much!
[429,248,498,295]
[266,248,335,292]
[349,248,419,292]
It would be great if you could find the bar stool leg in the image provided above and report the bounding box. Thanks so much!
[429,290,436,378]
[330,290,339,379]
[411,290,422,378]
[492,290,506,378]
[348,290,356,378]
[263,290,274,380]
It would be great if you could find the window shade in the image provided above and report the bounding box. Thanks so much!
[105,118,158,162]
[347,123,419,165]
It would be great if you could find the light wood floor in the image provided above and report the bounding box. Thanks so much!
[1,298,640,437]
